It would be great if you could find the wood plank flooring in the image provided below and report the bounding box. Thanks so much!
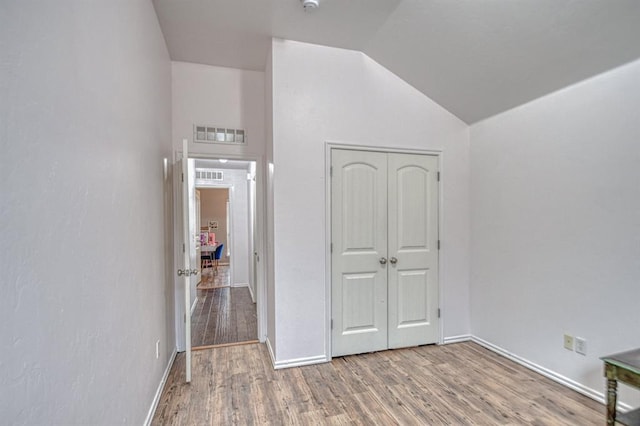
[152,342,604,425]
[191,286,257,347]
[198,265,230,290]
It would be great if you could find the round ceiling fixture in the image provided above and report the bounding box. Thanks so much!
[301,0,319,11]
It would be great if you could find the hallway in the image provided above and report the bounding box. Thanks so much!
[192,266,258,347]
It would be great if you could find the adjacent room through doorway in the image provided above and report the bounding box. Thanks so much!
[198,187,230,288]
[190,159,258,350]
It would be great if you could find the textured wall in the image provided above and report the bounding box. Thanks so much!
[270,39,471,363]
[0,1,173,424]
[171,61,266,157]
[264,48,277,357]
[471,58,640,407]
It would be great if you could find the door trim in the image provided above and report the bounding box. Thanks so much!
[173,152,267,347]
[325,142,444,360]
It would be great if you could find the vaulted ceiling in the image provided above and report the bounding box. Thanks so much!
[152,0,640,123]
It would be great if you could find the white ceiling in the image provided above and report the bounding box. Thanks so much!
[153,0,640,123]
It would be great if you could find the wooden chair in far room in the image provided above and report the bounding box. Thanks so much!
[201,251,213,270]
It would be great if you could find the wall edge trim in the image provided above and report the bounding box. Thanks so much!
[266,337,276,368]
[144,347,178,426]
[247,282,256,303]
[273,354,329,370]
[471,336,632,412]
[443,334,472,344]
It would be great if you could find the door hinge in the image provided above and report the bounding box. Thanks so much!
[182,243,185,253]
[184,313,186,323]
[437,171,440,182]
[181,172,184,183]
[331,319,333,329]
[438,308,441,318]
[330,166,333,177]
[437,240,440,250]
[330,243,333,253]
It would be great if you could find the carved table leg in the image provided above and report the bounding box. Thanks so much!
[606,378,617,426]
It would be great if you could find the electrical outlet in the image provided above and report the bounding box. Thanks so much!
[564,334,574,351]
[155,340,160,359]
[575,337,587,356]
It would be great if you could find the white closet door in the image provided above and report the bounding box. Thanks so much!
[387,153,439,348]
[331,149,388,357]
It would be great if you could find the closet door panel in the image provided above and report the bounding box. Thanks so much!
[331,149,388,357]
[387,153,439,348]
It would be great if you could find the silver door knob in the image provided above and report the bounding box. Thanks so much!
[379,257,387,265]
[389,257,398,265]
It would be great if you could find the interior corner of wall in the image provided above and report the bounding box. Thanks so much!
[265,336,277,367]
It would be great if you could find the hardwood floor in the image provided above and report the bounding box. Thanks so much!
[152,342,603,425]
[198,264,231,290]
[191,286,257,348]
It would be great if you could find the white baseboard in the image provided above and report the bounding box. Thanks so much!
[443,334,471,344]
[247,283,255,303]
[265,337,329,369]
[471,336,632,412]
[144,347,177,426]
[273,354,329,370]
[231,282,249,288]
[265,337,276,367]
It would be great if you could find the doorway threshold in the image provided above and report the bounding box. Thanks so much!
[192,340,259,351]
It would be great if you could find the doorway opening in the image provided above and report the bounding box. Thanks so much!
[192,183,256,349]
[191,158,258,350]
[176,156,262,352]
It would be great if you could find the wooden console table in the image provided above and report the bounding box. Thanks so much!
[601,348,640,425]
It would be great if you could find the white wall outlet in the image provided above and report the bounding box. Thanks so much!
[155,340,160,359]
[564,334,574,351]
[575,337,587,355]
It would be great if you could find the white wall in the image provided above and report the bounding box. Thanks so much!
[470,58,640,407]
[270,39,471,364]
[172,61,265,158]
[171,62,265,349]
[0,1,173,424]
[227,169,251,286]
[265,48,277,357]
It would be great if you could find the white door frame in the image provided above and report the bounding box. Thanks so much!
[324,142,444,360]
[173,152,267,350]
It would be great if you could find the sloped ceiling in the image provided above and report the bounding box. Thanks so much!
[153,0,640,123]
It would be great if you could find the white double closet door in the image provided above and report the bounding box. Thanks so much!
[331,149,439,357]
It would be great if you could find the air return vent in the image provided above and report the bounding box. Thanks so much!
[194,125,246,145]
[195,169,223,181]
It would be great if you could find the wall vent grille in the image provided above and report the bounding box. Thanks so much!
[194,125,246,145]
[195,169,224,181]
